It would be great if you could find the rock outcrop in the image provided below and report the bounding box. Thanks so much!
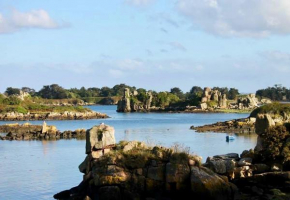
[54,125,238,200]
[0,110,108,121]
[191,117,256,134]
[236,94,259,110]
[200,87,228,109]
[117,88,153,112]
[0,123,88,140]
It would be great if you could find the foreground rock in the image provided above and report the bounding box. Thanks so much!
[191,117,256,134]
[0,110,108,121]
[0,122,87,140]
[54,124,237,200]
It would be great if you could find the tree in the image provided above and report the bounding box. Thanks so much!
[112,84,135,96]
[100,87,112,97]
[5,87,20,96]
[228,88,239,100]
[189,86,203,95]
[37,84,68,99]
[256,85,290,101]
[170,87,184,99]
[186,86,203,106]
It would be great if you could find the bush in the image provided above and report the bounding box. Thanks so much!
[260,125,290,162]
[250,102,290,117]
[206,100,218,108]
[3,96,21,105]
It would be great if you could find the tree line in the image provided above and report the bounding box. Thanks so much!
[256,85,290,101]
[2,84,242,107]
[3,84,289,108]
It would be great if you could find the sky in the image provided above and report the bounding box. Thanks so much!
[0,0,290,93]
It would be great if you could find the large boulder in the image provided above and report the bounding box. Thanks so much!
[165,162,191,190]
[218,94,227,108]
[190,166,234,200]
[255,114,275,135]
[86,124,116,154]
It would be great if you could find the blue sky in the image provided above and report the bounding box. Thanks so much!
[0,0,290,93]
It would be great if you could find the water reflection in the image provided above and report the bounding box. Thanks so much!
[0,106,257,200]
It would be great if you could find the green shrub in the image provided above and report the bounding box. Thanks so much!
[206,100,218,108]
[260,125,290,162]
[3,96,21,105]
[250,102,290,117]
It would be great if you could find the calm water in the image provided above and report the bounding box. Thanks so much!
[0,105,257,200]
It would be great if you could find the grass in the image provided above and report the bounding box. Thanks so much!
[101,141,202,169]
[250,102,290,117]
[0,96,92,114]
[217,109,251,114]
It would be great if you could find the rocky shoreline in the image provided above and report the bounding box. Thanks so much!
[191,117,256,134]
[54,124,237,200]
[0,110,108,121]
[53,106,290,200]
[0,123,88,140]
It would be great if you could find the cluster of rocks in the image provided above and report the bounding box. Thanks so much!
[228,94,259,110]
[191,117,256,134]
[202,112,290,199]
[13,90,30,100]
[0,122,87,140]
[205,151,290,199]
[117,88,153,112]
[0,111,108,121]
[54,124,238,200]
[200,87,228,109]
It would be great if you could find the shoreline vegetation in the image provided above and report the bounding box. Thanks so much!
[0,84,288,119]
[0,91,108,121]
[2,84,288,108]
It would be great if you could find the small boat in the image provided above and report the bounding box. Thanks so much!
[226,135,235,141]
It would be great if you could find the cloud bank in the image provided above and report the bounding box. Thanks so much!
[177,0,290,37]
[0,9,62,34]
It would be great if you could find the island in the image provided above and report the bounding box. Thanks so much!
[117,87,272,113]
[0,91,108,121]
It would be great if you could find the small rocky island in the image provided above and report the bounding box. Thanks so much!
[0,92,108,121]
[191,117,256,134]
[0,122,87,140]
[0,110,108,121]
[117,87,271,113]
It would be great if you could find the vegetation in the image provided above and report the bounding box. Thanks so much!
[255,125,290,170]
[107,141,201,169]
[1,84,242,107]
[256,85,290,101]
[250,102,290,117]
[0,95,90,114]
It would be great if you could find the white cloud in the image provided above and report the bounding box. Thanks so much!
[177,0,290,37]
[0,9,63,34]
[125,0,155,6]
